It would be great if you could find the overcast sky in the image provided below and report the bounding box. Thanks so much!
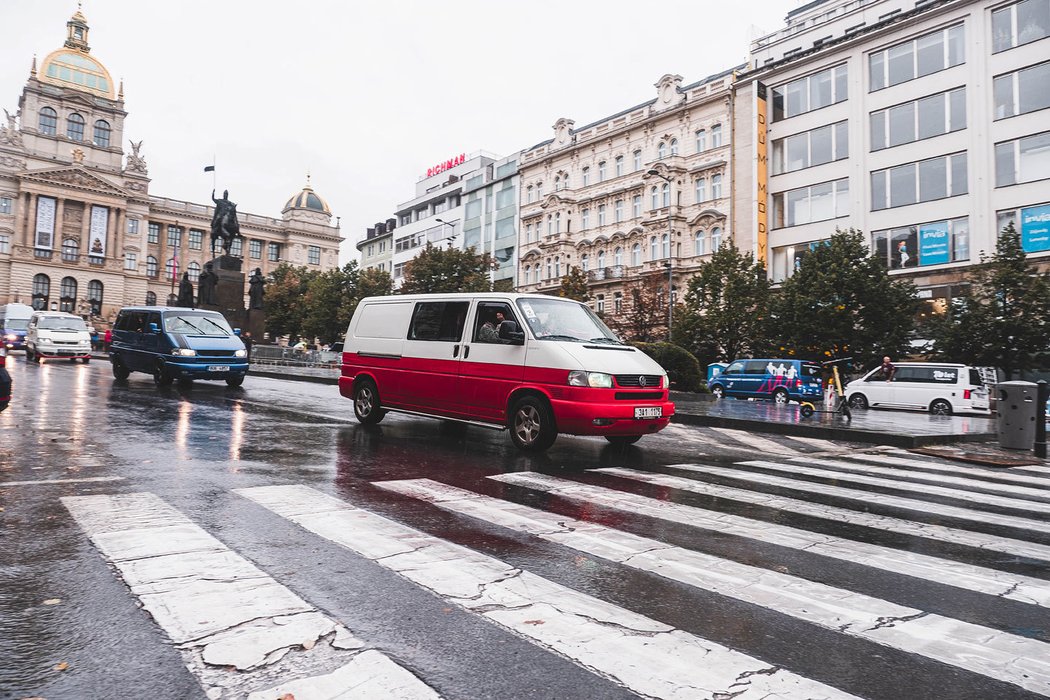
[1,0,802,264]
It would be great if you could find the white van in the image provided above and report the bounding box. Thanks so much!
[25,311,92,363]
[0,302,34,351]
[339,293,675,451]
[845,362,990,415]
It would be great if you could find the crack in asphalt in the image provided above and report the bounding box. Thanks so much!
[866,610,930,631]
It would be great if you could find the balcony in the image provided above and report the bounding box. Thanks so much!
[587,265,626,282]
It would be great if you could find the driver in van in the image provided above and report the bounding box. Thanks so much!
[478,310,508,343]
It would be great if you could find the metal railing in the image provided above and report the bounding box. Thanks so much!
[249,345,341,368]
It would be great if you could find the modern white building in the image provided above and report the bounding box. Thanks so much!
[732,0,1050,315]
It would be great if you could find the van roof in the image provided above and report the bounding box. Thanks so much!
[118,306,223,313]
[31,310,81,317]
[359,293,586,303]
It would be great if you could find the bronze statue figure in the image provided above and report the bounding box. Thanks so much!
[248,268,265,310]
[210,189,242,256]
[177,272,194,308]
[198,262,217,306]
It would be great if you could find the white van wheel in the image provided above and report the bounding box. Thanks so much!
[509,396,557,452]
[929,399,952,416]
[353,378,385,425]
[711,385,724,399]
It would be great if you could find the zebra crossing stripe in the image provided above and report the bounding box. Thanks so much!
[236,484,858,700]
[821,452,1050,489]
[707,427,801,454]
[788,455,1050,499]
[604,465,1050,561]
[489,472,1050,608]
[376,478,1050,696]
[2,476,124,487]
[60,493,440,700]
[739,459,1050,516]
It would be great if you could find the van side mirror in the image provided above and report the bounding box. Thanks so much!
[148,322,161,334]
[498,320,525,345]
[233,328,241,336]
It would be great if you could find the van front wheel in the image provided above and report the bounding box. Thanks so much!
[153,362,174,387]
[353,378,385,425]
[509,396,557,452]
[111,360,130,380]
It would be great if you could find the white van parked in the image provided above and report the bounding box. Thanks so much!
[845,362,990,415]
[25,311,92,363]
[339,293,675,451]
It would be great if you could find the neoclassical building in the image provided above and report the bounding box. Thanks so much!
[0,9,341,323]
[516,70,739,328]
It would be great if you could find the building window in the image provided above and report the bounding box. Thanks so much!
[126,218,139,234]
[545,258,552,279]
[268,242,280,261]
[696,129,707,152]
[554,176,561,191]
[614,291,623,314]
[996,130,1050,186]
[66,113,85,141]
[61,238,79,262]
[772,64,848,120]
[145,291,157,306]
[661,233,670,258]
[93,119,111,147]
[146,256,158,278]
[596,294,605,313]
[631,243,640,266]
[870,88,966,152]
[184,229,200,250]
[615,156,624,177]
[696,178,707,202]
[632,195,641,218]
[598,204,606,226]
[711,125,722,148]
[711,174,723,200]
[147,223,160,244]
[597,250,605,268]
[582,167,590,186]
[527,185,534,202]
[87,280,103,315]
[188,261,201,282]
[994,60,1050,119]
[651,187,659,210]
[870,25,965,92]
[165,257,178,281]
[695,230,707,255]
[393,262,406,279]
[633,150,642,171]
[650,236,658,260]
[614,246,623,266]
[871,152,968,210]
[0,233,9,254]
[39,107,57,135]
[123,252,137,270]
[773,121,849,173]
[230,237,243,257]
[773,178,850,228]
[60,276,77,312]
[598,161,606,181]
[993,0,1050,53]
[662,183,670,207]
[523,264,531,282]
[554,257,561,277]
[249,239,262,258]
[581,208,590,229]
[615,199,623,223]
[32,273,50,310]
[873,217,969,269]
[547,215,553,236]
[998,201,1050,253]
[711,227,722,252]
[670,139,679,156]
[580,254,589,272]
[657,142,667,160]
[167,226,182,247]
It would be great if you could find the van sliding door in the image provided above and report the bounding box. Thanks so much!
[402,301,469,417]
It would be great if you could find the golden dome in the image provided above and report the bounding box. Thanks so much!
[38,48,115,99]
[283,183,332,215]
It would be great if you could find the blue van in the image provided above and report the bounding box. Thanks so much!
[708,358,823,404]
[1,302,35,351]
[109,306,248,387]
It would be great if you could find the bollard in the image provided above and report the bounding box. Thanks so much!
[1037,380,1048,459]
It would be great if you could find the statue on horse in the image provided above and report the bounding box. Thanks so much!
[210,189,242,256]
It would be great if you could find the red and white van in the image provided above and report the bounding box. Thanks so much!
[338,293,675,451]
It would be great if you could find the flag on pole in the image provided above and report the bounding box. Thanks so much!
[203,165,215,172]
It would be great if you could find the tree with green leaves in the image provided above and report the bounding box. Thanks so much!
[301,262,360,345]
[676,242,772,367]
[926,222,1050,378]
[358,267,393,299]
[399,244,494,294]
[770,228,919,368]
[263,264,317,340]
[558,265,590,302]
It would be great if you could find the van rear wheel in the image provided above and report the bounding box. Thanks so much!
[509,396,557,452]
[930,399,953,416]
[711,385,724,399]
[772,388,789,404]
[353,378,385,425]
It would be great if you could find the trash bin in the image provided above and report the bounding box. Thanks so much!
[707,362,728,385]
[997,381,1038,450]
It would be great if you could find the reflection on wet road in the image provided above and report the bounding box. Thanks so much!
[2,357,1049,700]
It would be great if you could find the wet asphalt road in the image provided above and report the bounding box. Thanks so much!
[1,355,1049,700]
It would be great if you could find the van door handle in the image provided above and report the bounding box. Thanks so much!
[453,345,460,358]
[463,345,470,359]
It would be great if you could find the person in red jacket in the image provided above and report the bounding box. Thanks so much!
[104,328,112,352]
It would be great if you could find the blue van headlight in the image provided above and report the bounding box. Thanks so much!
[171,348,197,357]
[234,349,247,358]
[568,371,613,388]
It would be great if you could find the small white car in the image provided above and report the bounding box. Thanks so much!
[845,362,990,416]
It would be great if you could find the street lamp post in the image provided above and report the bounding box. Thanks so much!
[434,218,458,248]
[646,169,675,340]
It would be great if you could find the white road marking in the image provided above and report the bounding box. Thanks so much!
[782,435,845,450]
[831,453,1050,488]
[61,492,440,700]
[489,472,1050,608]
[2,476,124,486]
[788,455,1050,498]
[237,484,858,700]
[377,478,1050,696]
[607,464,1050,561]
[707,427,800,455]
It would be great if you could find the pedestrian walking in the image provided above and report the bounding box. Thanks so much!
[104,328,112,352]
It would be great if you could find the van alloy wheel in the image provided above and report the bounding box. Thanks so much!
[509,396,557,452]
[930,399,952,416]
[711,385,724,399]
[848,393,868,410]
[353,379,385,425]
[773,388,789,404]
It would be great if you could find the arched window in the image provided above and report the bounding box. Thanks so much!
[670,138,679,156]
[145,291,157,306]
[615,156,624,177]
[662,183,670,207]
[631,243,641,266]
[561,174,569,189]
[554,176,560,191]
[580,254,589,272]
[657,142,667,159]
[581,208,590,229]
[661,233,670,258]
[711,173,723,200]
[696,129,707,152]
[711,123,723,147]
[87,280,103,315]
[597,250,605,268]
[598,161,606,181]
[527,185,534,203]
[651,186,659,210]
[695,230,707,256]
[39,107,57,135]
[582,166,590,186]
[633,150,642,171]
[546,258,552,279]
[32,273,51,310]
[523,264,530,283]
[146,255,158,278]
[547,215,553,235]
[614,246,623,266]
[67,113,85,141]
[711,227,723,251]
[614,291,623,314]
[650,236,658,260]
[93,120,111,147]
[695,178,707,202]
[596,294,605,313]
[61,238,79,262]
[188,261,201,282]
[165,258,178,281]
[60,276,77,312]
[555,212,561,233]
[554,257,561,277]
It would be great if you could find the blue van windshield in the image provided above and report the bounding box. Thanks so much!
[3,318,28,331]
[164,313,233,336]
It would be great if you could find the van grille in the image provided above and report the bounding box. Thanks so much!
[616,391,663,400]
[198,350,237,357]
[615,374,662,388]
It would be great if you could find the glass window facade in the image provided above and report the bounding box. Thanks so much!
[993,0,1050,52]
[773,121,848,174]
[871,152,968,210]
[870,25,964,91]
[772,64,848,120]
[772,179,849,228]
[994,60,1050,119]
[870,88,965,150]
[996,130,1050,186]
[872,217,969,269]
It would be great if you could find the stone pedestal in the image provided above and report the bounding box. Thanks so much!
[198,257,248,332]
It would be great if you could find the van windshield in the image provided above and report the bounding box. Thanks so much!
[3,319,29,331]
[164,313,234,336]
[516,297,621,343]
[38,316,87,331]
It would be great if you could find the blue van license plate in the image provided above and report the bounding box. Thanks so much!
[634,407,662,419]
[208,365,230,372]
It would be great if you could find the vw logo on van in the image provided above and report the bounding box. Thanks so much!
[638,376,648,387]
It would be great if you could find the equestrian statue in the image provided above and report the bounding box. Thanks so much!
[210,189,242,256]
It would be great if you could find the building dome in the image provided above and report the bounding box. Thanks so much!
[37,9,115,99]
[283,183,331,215]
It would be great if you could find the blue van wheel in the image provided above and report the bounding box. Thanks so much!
[153,362,174,387]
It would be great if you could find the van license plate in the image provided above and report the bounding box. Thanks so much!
[634,406,662,419]
[208,365,230,372]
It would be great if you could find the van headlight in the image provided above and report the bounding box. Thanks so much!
[4,334,15,341]
[171,348,197,356]
[662,374,669,388]
[568,370,613,388]
[234,349,247,357]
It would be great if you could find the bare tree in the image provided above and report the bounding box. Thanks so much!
[607,274,666,342]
